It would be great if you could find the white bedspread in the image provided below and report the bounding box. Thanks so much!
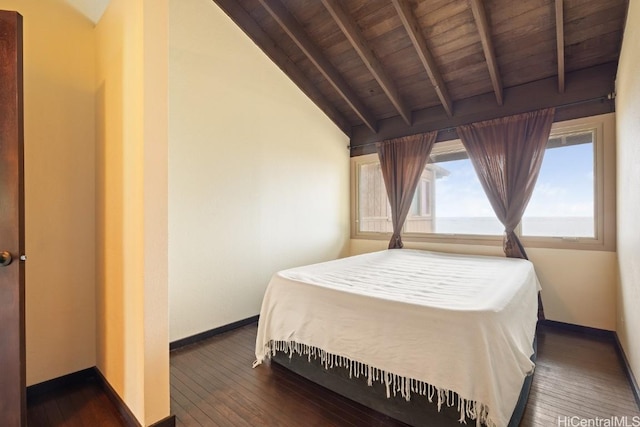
[254,249,539,427]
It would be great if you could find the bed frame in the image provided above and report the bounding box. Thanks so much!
[271,338,537,427]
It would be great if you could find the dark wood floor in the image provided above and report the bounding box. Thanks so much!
[27,375,127,426]
[27,322,640,426]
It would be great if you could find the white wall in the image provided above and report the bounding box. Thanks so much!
[0,0,97,386]
[168,0,350,342]
[615,0,640,388]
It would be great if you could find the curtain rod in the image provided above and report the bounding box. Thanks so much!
[347,94,613,150]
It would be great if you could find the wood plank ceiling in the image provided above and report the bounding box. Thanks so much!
[214,0,628,154]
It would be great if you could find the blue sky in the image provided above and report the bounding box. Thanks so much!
[434,143,594,218]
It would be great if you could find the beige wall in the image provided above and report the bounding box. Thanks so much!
[95,0,170,424]
[615,0,640,387]
[350,113,618,331]
[0,0,97,386]
[168,0,350,342]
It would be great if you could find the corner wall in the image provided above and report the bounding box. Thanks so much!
[95,0,170,424]
[168,0,350,342]
[615,0,640,388]
[0,0,97,386]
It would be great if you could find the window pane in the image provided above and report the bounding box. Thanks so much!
[356,143,503,237]
[404,172,436,233]
[522,131,595,238]
[428,156,503,235]
[357,163,393,233]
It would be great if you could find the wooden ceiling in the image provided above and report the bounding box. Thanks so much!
[214,0,628,154]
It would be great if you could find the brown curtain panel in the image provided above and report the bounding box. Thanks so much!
[377,132,437,249]
[456,108,555,258]
[457,108,555,320]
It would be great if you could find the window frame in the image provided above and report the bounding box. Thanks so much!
[350,114,616,251]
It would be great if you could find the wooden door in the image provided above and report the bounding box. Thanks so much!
[0,10,25,427]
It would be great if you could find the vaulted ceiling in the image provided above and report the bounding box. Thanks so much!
[214,0,628,154]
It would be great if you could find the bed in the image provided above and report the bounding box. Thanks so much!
[253,249,540,427]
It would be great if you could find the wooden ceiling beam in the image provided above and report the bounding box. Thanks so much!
[469,0,503,106]
[321,0,412,125]
[555,0,565,93]
[258,0,378,133]
[350,61,617,153]
[392,0,453,117]
[213,0,352,135]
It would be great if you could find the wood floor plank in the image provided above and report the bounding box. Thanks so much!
[29,375,187,427]
[194,333,401,426]
[171,383,210,427]
[82,382,128,426]
[39,395,66,426]
[49,394,79,427]
[170,368,238,427]
[169,322,640,427]
[175,346,370,425]
[25,398,50,426]
[174,348,298,427]
[27,322,640,427]
[172,353,276,427]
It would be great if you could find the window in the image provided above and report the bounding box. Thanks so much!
[355,139,503,237]
[521,131,595,238]
[351,114,615,251]
[426,140,502,236]
[357,162,392,233]
[357,163,436,233]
